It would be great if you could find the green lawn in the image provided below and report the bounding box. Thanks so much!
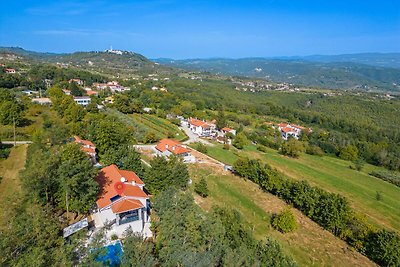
[203,143,400,232]
[0,145,27,228]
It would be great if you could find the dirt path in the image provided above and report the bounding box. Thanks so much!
[0,145,27,228]
[189,159,376,267]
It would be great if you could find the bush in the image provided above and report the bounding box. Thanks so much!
[257,144,268,153]
[271,208,297,233]
[281,139,305,158]
[223,144,230,150]
[143,132,158,144]
[306,145,324,156]
[195,142,208,154]
[194,177,209,198]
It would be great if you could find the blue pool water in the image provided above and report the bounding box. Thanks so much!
[96,242,123,266]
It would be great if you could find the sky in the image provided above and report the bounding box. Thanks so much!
[0,0,399,59]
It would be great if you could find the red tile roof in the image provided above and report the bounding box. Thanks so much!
[222,127,233,132]
[278,123,289,128]
[281,127,296,133]
[111,199,143,214]
[156,139,190,155]
[189,118,207,127]
[95,165,147,209]
[73,136,96,148]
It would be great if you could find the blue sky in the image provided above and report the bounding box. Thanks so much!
[0,0,399,58]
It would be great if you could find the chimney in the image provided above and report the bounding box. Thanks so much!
[132,181,136,186]
[120,177,126,182]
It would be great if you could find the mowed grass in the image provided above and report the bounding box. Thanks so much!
[0,145,27,228]
[204,143,400,232]
[189,164,375,267]
[130,113,187,141]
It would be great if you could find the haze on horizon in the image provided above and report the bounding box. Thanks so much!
[1,0,399,59]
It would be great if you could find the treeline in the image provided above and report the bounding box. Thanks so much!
[234,157,400,266]
[0,63,106,90]
[144,188,297,266]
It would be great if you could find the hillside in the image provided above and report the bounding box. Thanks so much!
[155,57,400,92]
[0,47,173,77]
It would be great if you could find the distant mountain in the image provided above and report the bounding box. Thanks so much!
[300,53,400,69]
[155,57,400,92]
[0,47,164,75]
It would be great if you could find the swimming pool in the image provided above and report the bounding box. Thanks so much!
[96,241,123,266]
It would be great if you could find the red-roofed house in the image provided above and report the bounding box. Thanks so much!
[188,118,216,137]
[69,78,84,85]
[155,139,195,163]
[221,127,236,136]
[73,136,97,163]
[91,164,151,238]
[277,123,310,140]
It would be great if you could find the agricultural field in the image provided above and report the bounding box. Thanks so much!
[130,113,187,142]
[189,164,375,267]
[0,145,27,228]
[201,143,400,232]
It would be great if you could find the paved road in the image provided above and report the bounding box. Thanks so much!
[1,141,33,145]
[180,123,214,146]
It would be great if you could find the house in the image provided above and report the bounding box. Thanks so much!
[31,97,52,105]
[62,89,71,95]
[155,139,195,163]
[277,123,310,140]
[221,127,236,136]
[69,78,84,85]
[73,96,91,107]
[84,88,98,96]
[5,68,16,74]
[93,81,129,93]
[91,165,151,238]
[73,136,97,163]
[188,118,216,137]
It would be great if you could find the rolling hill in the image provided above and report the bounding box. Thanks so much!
[155,57,400,92]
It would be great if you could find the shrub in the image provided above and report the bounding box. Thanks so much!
[143,132,158,144]
[194,177,209,198]
[306,145,324,156]
[195,142,208,154]
[223,144,230,150]
[281,139,305,158]
[271,208,297,233]
[257,144,268,153]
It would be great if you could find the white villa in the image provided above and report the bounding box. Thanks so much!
[188,118,216,137]
[73,96,91,107]
[278,123,310,140]
[91,165,151,238]
[155,139,195,163]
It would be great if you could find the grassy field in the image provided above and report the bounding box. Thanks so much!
[203,143,400,232]
[189,164,375,267]
[0,145,27,228]
[130,113,187,141]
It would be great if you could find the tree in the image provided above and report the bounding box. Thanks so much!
[281,138,305,158]
[57,144,99,213]
[68,81,83,96]
[143,132,158,144]
[194,177,209,198]
[102,145,145,178]
[232,132,248,149]
[271,208,297,233]
[365,230,400,267]
[64,103,86,123]
[0,100,24,125]
[145,156,189,194]
[216,110,227,129]
[339,145,359,161]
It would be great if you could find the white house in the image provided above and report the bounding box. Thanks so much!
[278,123,310,140]
[5,68,16,74]
[73,96,91,107]
[31,97,52,105]
[69,78,84,85]
[188,118,216,137]
[91,165,151,238]
[221,127,236,136]
[155,139,195,163]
